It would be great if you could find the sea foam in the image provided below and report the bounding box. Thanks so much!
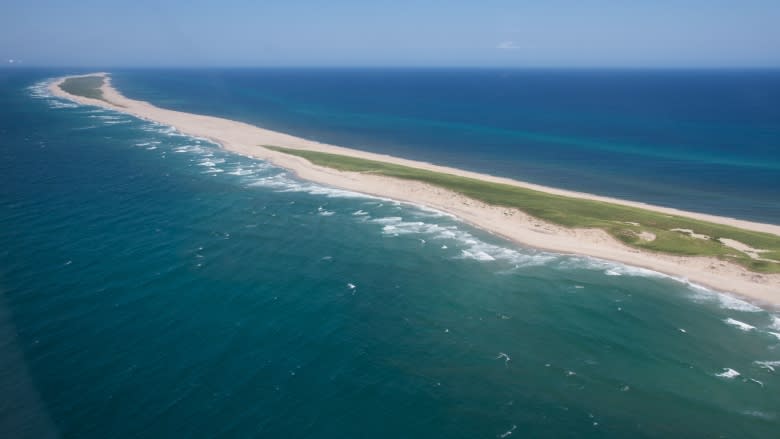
[28,79,79,109]
[715,368,740,378]
[754,360,780,372]
[724,318,755,331]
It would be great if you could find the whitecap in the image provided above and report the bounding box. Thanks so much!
[715,368,740,378]
[742,410,775,420]
[247,172,375,199]
[716,295,763,312]
[498,425,517,438]
[558,257,667,279]
[28,79,82,109]
[91,115,122,121]
[48,100,79,109]
[367,219,557,268]
[461,250,496,261]
[176,145,206,154]
[724,318,755,331]
[27,80,55,100]
[433,230,455,239]
[371,216,404,225]
[198,158,225,167]
[755,360,780,372]
[379,220,445,236]
[684,285,765,313]
[227,166,256,176]
[495,352,511,364]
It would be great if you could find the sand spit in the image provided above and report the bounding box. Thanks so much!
[49,73,780,306]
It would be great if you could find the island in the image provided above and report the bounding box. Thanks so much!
[50,73,780,306]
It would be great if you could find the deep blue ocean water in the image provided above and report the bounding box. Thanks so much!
[1,69,780,438]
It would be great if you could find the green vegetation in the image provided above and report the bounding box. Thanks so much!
[60,76,106,101]
[265,145,780,273]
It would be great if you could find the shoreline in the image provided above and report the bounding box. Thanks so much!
[48,73,780,307]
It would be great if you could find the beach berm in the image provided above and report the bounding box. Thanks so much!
[263,145,780,272]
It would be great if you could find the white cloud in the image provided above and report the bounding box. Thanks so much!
[497,41,521,50]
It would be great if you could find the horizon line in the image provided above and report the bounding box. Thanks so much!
[4,64,780,71]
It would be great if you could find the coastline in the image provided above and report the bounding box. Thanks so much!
[48,73,780,306]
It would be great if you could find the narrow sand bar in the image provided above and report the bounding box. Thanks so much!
[50,73,780,306]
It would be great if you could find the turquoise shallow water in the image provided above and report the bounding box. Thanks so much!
[1,71,779,438]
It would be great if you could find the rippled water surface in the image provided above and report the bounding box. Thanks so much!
[0,71,778,438]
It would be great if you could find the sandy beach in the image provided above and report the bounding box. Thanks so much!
[49,73,780,306]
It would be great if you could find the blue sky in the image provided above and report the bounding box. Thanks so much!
[2,0,779,67]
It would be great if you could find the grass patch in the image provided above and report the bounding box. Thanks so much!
[265,145,780,273]
[60,76,106,101]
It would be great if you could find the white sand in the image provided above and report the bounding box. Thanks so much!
[49,73,780,306]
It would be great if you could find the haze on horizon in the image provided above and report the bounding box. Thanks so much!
[2,0,780,68]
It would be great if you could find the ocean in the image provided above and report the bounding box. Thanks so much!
[112,68,780,224]
[1,69,779,438]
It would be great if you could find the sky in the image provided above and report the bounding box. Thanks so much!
[1,0,780,68]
